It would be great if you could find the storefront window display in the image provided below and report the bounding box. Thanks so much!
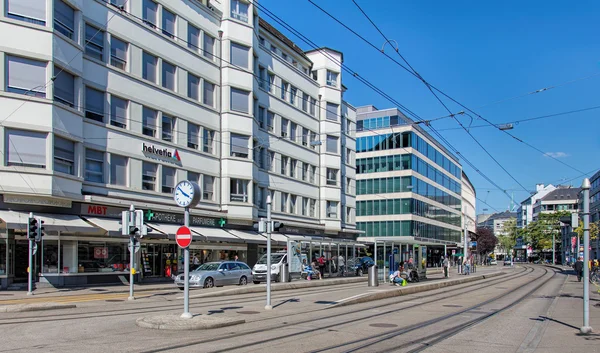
[42,240,59,274]
[77,241,129,273]
[0,239,6,275]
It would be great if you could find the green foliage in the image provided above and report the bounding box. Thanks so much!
[522,211,571,252]
[574,220,599,240]
[498,218,519,254]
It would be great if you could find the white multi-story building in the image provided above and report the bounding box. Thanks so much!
[0,0,356,288]
[517,184,556,228]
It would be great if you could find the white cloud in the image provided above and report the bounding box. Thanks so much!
[544,152,569,158]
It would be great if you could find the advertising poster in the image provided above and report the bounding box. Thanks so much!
[288,241,303,273]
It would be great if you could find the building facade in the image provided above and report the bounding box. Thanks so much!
[589,170,600,223]
[532,187,580,222]
[0,0,356,288]
[516,184,556,228]
[461,171,476,234]
[354,106,466,265]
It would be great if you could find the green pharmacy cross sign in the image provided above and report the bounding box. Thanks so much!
[145,209,155,221]
[143,209,226,228]
[218,218,226,228]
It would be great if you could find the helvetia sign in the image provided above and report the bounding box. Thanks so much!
[143,144,181,163]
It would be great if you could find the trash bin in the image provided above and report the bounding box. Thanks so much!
[281,263,290,282]
[368,265,379,287]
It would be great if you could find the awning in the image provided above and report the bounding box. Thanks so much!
[225,230,266,243]
[146,223,180,239]
[191,227,242,243]
[83,217,124,237]
[266,233,288,244]
[0,211,102,234]
[357,236,459,247]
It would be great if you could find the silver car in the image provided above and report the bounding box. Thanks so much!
[174,261,252,289]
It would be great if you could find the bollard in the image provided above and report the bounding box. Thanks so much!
[368,265,379,287]
[281,263,290,282]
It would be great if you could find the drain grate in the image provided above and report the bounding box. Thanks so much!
[105,299,124,302]
[369,323,398,328]
[443,304,463,308]
[237,311,260,314]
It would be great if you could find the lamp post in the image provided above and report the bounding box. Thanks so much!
[581,178,592,334]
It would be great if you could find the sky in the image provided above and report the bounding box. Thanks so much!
[258,0,600,214]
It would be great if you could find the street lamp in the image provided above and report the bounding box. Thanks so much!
[581,178,592,334]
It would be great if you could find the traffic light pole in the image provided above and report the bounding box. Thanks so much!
[27,211,34,296]
[265,194,272,310]
[128,205,135,301]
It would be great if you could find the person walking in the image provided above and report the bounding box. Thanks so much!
[338,255,345,277]
[318,254,326,278]
[575,257,584,282]
[442,256,449,278]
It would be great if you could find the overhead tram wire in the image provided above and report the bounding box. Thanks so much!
[316,0,592,178]
[250,0,514,202]
[350,0,530,195]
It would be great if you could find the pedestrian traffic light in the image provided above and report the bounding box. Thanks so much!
[272,222,284,232]
[35,218,45,242]
[27,217,38,239]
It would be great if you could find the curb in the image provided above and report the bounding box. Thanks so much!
[544,264,569,272]
[184,277,368,299]
[0,303,77,313]
[136,315,245,330]
[326,271,504,309]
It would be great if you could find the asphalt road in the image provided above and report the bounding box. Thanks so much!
[1,265,591,353]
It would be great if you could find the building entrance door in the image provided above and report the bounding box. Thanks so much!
[141,244,177,279]
[13,240,34,283]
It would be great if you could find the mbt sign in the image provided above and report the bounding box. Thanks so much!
[143,143,181,164]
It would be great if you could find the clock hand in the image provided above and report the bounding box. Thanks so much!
[177,187,190,198]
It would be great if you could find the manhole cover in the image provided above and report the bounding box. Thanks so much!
[369,323,398,328]
[443,305,463,308]
[237,311,260,314]
[105,300,124,302]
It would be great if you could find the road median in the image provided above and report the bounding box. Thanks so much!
[0,302,76,313]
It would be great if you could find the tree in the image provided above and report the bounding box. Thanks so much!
[523,211,570,253]
[574,220,599,240]
[498,219,518,255]
[474,227,497,257]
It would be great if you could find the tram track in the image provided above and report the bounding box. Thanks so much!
[142,266,535,352]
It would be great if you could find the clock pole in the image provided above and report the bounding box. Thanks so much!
[181,206,192,319]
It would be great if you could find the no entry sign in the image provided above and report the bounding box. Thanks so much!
[176,226,192,248]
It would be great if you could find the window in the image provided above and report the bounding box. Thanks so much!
[326,71,338,87]
[188,123,199,149]
[310,166,316,183]
[162,8,176,38]
[110,96,128,128]
[346,119,352,134]
[6,0,46,25]
[311,71,318,81]
[326,103,338,121]
[326,168,338,186]
[281,118,288,137]
[143,0,158,28]
[85,87,104,122]
[85,149,104,183]
[302,128,309,146]
[230,43,249,69]
[142,52,157,83]
[302,163,308,181]
[290,195,297,214]
[301,93,308,112]
[203,175,214,200]
[346,148,351,164]
[267,111,274,132]
[188,24,200,52]
[230,179,248,202]
[85,25,104,61]
[203,129,215,154]
[302,198,308,216]
[106,0,127,9]
[281,81,288,100]
[230,134,249,158]
[162,61,176,91]
[6,56,46,97]
[327,201,338,218]
[268,151,275,171]
[290,86,297,105]
[188,73,200,100]
[326,135,338,153]
[54,0,74,39]
[231,0,249,22]
[310,98,317,116]
[6,129,46,168]
[162,166,176,193]
[203,81,215,107]
[258,107,265,128]
[258,67,266,89]
[282,53,288,61]
[270,45,277,54]
[142,162,157,191]
[187,171,200,185]
[290,159,297,178]
[142,107,157,137]
[110,37,128,70]
[310,199,316,217]
[230,88,249,113]
[110,154,128,186]
[162,115,175,142]
[259,36,265,46]
[53,66,74,107]
[256,146,265,169]
[255,186,265,209]
[346,207,352,223]
[267,73,275,93]
[281,193,288,212]
[290,122,297,142]
[203,33,215,60]
[281,156,288,175]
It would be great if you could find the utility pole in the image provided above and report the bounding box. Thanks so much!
[581,178,593,334]
[463,207,468,272]
[265,194,272,310]
[27,212,35,296]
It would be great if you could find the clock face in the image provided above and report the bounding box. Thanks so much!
[174,180,195,207]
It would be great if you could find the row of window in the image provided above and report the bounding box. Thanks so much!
[356,220,462,242]
[356,115,407,132]
[277,154,318,183]
[356,198,461,227]
[356,176,462,211]
[257,35,310,76]
[139,161,214,201]
[411,132,461,179]
[257,68,320,117]
[356,154,461,194]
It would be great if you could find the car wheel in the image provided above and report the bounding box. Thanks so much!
[253,281,261,285]
[239,276,248,286]
[203,277,214,288]
[357,269,363,277]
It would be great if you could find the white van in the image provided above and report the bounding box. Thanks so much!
[252,252,307,284]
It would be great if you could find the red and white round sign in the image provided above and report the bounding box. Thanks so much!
[176,226,192,248]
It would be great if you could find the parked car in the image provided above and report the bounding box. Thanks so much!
[348,256,375,276]
[174,261,252,289]
[489,259,497,265]
[252,252,307,284]
[504,258,512,266]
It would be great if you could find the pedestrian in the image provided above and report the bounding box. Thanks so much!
[575,257,584,282]
[193,254,200,266]
[338,255,345,277]
[234,254,239,262]
[318,254,326,278]
[442,256,449,278]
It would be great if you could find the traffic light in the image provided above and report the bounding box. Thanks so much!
[27,217,38,239]
[35,218,45,242]
[272,222,284,232]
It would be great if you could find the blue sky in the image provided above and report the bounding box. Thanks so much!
[258,0,600,213]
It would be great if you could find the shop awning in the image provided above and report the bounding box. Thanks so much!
[191,227,242,243]
[0,211,102,234]
[267,233,288,244]
[146,223,181,239]
[225,230,266,243]
[357,236,459,247]
[83,217,124,237]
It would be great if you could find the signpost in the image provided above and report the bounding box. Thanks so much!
[173,180,200,319]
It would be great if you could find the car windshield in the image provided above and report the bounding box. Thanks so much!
[257,254,285,264]
[193,263,220,272]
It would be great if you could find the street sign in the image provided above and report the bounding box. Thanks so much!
[176,226,192,248]
[32,243,37,256]
[128,241,140,253]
